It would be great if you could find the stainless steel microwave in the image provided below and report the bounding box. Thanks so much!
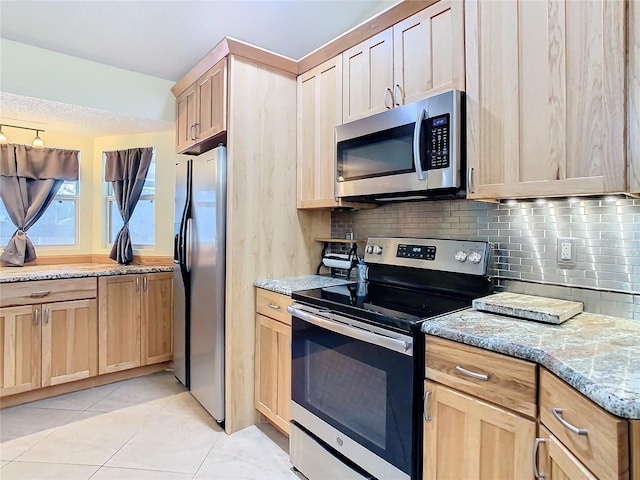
[336,89,464,202]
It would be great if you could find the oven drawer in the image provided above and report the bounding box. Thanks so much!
[425,335,537,417]
[0,278,97,307]
[256,288,291,326]
[539,369,629,480]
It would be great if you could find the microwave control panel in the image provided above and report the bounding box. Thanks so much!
[427,113,450,170]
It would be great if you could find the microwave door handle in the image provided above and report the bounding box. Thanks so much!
[413,108,427,181]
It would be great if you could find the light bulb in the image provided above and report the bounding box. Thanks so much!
[32,131,44,148]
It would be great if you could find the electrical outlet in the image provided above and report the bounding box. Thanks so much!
[557,237,576,267]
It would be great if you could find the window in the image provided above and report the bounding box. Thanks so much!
[106,150,156,246]
[0,181,78,247]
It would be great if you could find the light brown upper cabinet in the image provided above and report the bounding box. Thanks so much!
[175,58,227,154]
[297,56,345,209]
[343,1,465,123]
[465,0,627,200]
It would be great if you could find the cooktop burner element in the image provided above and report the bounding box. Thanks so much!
[293,237,495,333]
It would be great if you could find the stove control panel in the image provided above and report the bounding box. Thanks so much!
[364,237,492,276]
[397,244,436,260]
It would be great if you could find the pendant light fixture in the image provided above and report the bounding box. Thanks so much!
[0,124,46,147]
[32,130,44,148]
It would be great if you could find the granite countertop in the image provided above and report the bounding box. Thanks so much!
[254,275,354,296]
[422,308,640,419]
[0,263,174,283]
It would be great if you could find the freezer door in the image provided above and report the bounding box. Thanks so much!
[189,146,227,423]
[173,159,190,387]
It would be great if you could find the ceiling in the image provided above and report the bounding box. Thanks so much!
[0,0,394,137]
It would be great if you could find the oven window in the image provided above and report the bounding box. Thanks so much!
[292,317,414,475]
[337,124,414,181]
[306,341,387,448]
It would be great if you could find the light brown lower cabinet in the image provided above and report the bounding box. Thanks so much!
[423,380,535,480]
[535,425,598,480]
[254,288,291,435]
[0,299,98,396]
[98,272,173,374]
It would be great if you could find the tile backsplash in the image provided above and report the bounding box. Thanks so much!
[331,197,640,320]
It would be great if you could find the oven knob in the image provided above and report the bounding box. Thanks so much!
[365,245,374,254]
[454,250,467,262]
[468,251,483,264]
[373,246,383,255]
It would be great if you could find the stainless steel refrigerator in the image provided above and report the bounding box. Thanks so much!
[173,145,226,425]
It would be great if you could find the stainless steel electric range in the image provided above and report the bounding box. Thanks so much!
[288,237,494,480]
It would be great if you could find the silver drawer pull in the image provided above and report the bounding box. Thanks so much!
[552,408,588,436]
[267,303,281,310]
[532,438,547,478]
[455,365,490,381]
[423,390,432,422]
[30,290,52,298]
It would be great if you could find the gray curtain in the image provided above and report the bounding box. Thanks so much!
[0,143,79,266]
[105,147,153,264]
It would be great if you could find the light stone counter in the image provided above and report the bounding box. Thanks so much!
[254,275,354,296]
[0,263,174,283]
[422,308,640,419]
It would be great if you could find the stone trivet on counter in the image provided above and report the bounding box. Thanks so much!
[472,292,583,325]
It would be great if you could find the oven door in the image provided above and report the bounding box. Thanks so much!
[289,304,414,480]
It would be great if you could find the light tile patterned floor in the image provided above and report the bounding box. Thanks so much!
[0,371,298,480]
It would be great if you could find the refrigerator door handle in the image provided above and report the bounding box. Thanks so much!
[185,217,193,273]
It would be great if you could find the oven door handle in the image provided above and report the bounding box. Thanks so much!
[288,306,412,356]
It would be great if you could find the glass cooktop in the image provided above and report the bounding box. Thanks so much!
[291,282,472,334]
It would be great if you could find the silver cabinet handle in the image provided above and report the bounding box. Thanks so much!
[136,277,140,292]
[34,307,40,325]
[532,438,547,479]
[193,122,199,139]
[267,303,281,310]
[423,390,432,422]
[30,290,51,298]
[44,307,50,324]
[384,87,393,109]
[190,124,196,141]
[467,167,475,193]
[393,84,403,106]
[455,365,490,381]
[143,276,148,292]
[552,408,588,436]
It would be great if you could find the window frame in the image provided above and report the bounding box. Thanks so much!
[0,179,79,248]
[104,149,156,248]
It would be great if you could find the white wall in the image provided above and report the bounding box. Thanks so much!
[0,39,175,123]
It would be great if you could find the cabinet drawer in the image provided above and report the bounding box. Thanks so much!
[540,369,629,480]
[256,289,291,326]
[425,336,537,417]
[1,278,97,307]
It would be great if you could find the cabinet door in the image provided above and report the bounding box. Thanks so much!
[42,299,98,387]
[98,275,141,374]
[176,83,198,153]
[255,313,290,434]
[343,29,393,122]
[423,380,535,480]
[538,426,598,480]
[297,56,343,209]
[141,272,173,365]
[465,0,626,199]
[0,305,41,396]
[393,0,465,105]
[276,320,291,432]
[196,57,227,143]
